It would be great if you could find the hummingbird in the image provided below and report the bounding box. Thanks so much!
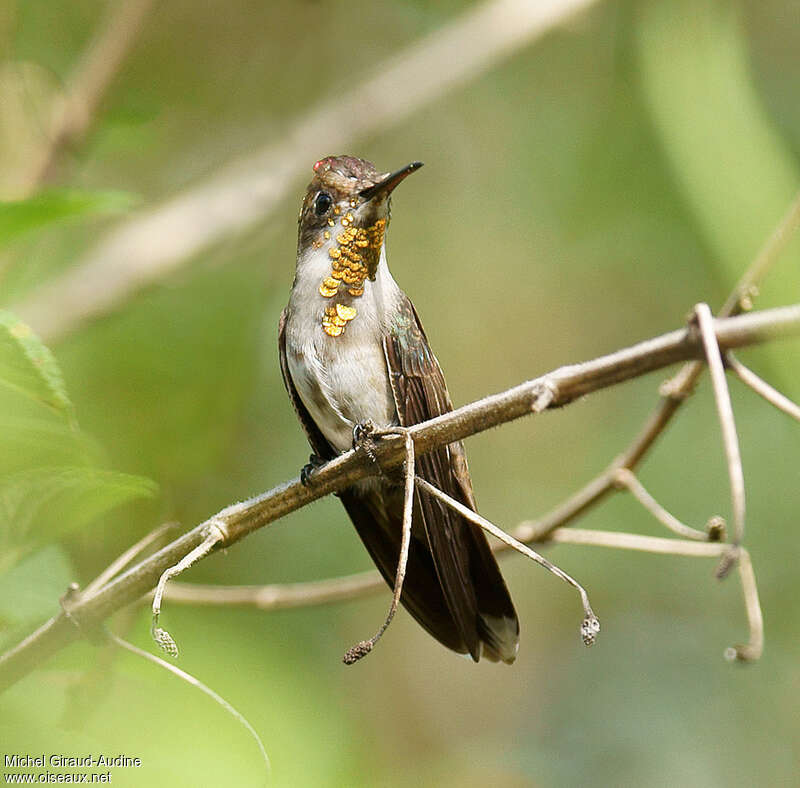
[278,155,519,663]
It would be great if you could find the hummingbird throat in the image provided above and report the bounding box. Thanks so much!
[318,213,387,337]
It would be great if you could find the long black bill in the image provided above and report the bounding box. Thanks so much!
[359,161,424,200]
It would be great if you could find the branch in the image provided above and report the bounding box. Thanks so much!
[416,477,600,646]
[508,188,800,545]
[65,190,800,660]
[11,0,600,341]
[162,573,385,609]
[543,529,763,661]
[0,303,797,692]
[613,468,708,541]
[727,354,800,423]
[693,303,746,575]
[19,0,156,194]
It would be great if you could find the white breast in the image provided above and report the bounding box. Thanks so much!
[285,246,400,453]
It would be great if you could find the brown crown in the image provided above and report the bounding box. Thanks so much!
[308,155,383,197]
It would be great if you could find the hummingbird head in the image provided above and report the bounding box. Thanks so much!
[297,156,423,286]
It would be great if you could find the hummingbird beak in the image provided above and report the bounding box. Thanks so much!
[359,161,423,201]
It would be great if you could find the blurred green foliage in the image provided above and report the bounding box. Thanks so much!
[0,189,137,246]
[0,310,156,578]
[1,0,799,786]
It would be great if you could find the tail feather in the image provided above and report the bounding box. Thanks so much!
[340,480,519,663]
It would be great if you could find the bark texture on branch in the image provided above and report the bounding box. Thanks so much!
[0,303,797,692]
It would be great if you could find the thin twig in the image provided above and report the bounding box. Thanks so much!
[133,284,797,661]
[415,477,600,646]
[517,190,800,548]
[20,0,156,193]
[0,305,797,691]
[84,522,177,596]
[163,572,384,609]
[12,0,599,340]
[614,468,707,541]
[727,550,764,662]
[694,303,746,575]
[107,630,271,779]
[151,522,226,657]
[164,526,763,662]
[727,354,800,423]
[546,528,726,556]
[343,430,415,664]
[544,528,763,661]
[720,190,800,316]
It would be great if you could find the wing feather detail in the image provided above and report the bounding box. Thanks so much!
[383,297,519,663]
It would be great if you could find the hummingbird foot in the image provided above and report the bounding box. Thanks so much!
[300,453,326,487]
[352,420,380,467]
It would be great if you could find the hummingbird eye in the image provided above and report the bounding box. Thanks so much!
[314,192,333,216]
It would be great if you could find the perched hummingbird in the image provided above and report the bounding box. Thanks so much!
[279,155,519,663]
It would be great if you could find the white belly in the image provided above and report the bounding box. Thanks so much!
[286,324,398,453]
[285,242,402,453]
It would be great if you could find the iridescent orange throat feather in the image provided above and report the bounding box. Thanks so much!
[317,215,386,336]
[295,156,406,337]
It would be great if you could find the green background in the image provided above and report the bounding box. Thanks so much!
[1,0,799,785]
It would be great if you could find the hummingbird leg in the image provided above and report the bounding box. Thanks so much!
[300,453,326,487]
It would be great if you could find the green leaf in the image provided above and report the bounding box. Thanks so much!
[0,466,158,573]
[0,309,76,424]
[0,188,137,247]
[0,416,102,475]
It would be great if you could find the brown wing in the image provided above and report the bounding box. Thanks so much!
[383,296,519,663]
[279,307,473,654]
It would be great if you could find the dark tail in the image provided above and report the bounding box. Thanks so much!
[340,480,519,663]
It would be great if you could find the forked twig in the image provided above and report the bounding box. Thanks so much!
[693,303,746,577]
[614,469,708,541]
[519,191,800,548]
[151,522,226,657]
[727,354,800,423]
[343,429,416,665]
[545,528,763,661]
[128,198,800,664]
[161,522,763,662]
[415,477,600,647]
[2,306,798,689]
[84,522,178,596]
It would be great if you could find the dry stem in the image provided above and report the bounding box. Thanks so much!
[416,478,600,646]
[544,529,762,661]
[693,303,746,577]
[0,304,796,691]
[727,355,800,423]
[342,429,415,664]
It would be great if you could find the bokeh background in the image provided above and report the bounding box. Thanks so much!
[1,0,799,785]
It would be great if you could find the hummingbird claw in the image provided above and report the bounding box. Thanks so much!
[352,420,380,467]
[300,453,325,487]
[352,419,376,446]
